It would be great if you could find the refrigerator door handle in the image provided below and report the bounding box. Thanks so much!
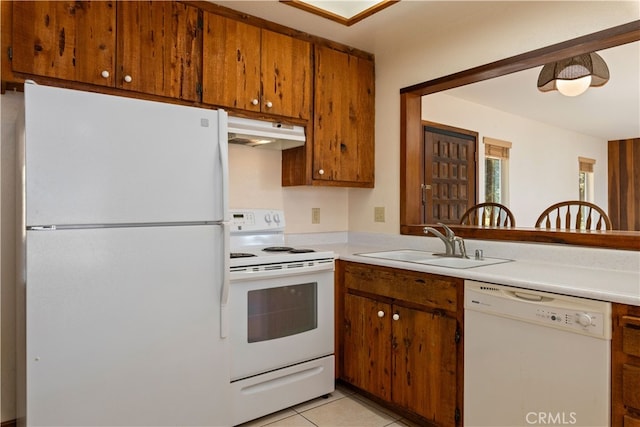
[218,111,230,221]
[220,221,230,338]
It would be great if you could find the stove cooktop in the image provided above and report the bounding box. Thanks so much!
[228,208,333,267]
[230,247,317,258]
[229,246,333,268]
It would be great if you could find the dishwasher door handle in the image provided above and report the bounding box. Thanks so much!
[513,291,545,302]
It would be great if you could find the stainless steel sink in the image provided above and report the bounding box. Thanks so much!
[356,249,512,269]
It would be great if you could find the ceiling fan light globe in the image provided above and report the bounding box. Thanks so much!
[556,75,592,97]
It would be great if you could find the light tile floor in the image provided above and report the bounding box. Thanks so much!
[238,384,422,427]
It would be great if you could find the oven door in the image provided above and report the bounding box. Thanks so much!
[229,264,334,381]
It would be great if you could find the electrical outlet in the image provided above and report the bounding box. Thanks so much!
[374,206,385,222]
[311,208,320,224]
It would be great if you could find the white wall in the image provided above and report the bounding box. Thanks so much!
[422,93,608,227]
[348,1,639,233]
[228,144,349,233]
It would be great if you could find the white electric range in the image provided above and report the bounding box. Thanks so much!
[228,209,335,426]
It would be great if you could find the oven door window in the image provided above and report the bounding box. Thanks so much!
[247,282,317,343]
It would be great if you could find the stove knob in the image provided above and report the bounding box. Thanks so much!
[264,214,272,224]
[576,313,593,327]
[273,213,280,224]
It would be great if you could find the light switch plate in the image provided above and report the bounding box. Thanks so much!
[374,206,385,222]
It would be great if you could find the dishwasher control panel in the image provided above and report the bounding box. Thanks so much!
[534,307,606,335]
[465,281,612,339]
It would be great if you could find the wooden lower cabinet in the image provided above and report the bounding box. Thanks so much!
[339,261,462,426]
[343,293,392,400]
[612,303,640,426]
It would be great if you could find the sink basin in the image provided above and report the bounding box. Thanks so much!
[356,249,512,269]
[357,249,435,263]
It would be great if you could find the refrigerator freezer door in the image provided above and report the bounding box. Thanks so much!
[24,84,227,226]
[25,225,231,426]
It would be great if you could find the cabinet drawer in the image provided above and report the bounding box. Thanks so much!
[622,316,640,357]
[623,364,640,410]
[625,415,640,427]
[344,263,458,312]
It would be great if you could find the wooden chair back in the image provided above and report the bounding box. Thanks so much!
[535,201,613,230]
[459,202,516,227]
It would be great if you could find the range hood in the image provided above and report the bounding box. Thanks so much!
[227,116,306,150]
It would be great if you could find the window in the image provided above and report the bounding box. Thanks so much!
[578,157,596,229]
[484,137,511,205]
[578,157,595,202]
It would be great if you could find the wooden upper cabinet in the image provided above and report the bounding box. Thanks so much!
[116,1,202,101]
[313,46,374,186]
[202,13,311,120]
[11,1,201,100]
[12,1,116,86]
[260,29,311,119]
[202,13,261,112]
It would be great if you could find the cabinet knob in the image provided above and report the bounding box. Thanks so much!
[251,99,259,106]
[318,169,325,175]
[392,313,400,321]
[265,101,273,109]
[377,310,385,318]
[101,70,110,78]
[123,75,133,83]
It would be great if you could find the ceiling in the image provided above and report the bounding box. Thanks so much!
[210,1,639,140]
[445,42,640,141]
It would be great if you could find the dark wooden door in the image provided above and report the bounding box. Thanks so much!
[342,293,391,401]
[423,124,477,224]
[392,307,458,424]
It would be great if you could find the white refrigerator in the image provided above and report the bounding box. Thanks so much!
[16,83,232,426]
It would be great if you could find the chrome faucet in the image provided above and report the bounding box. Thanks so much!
[423,223,456,256]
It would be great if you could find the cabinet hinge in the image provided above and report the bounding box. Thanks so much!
[196,83,203,97]
[197,15,204,30]
[455,407,461,423]
[7,46,13,60]
[454,328,461,344]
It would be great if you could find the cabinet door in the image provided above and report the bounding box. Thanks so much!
[202,13,261,111]
[12,1,116,86]
[313,46,374,185]
[392,306,458,424]
[261,29,311,119]
[342,293,391,401]
[117,1,202,100]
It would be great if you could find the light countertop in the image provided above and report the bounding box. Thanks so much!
[287,233,640,306]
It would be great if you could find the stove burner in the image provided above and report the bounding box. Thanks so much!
[262,246,294,252]
[230,252,258,259]
[289,248,316,253]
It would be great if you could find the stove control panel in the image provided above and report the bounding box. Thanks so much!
[230,209,285,233]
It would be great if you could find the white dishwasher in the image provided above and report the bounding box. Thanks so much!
[464,280,612,427]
